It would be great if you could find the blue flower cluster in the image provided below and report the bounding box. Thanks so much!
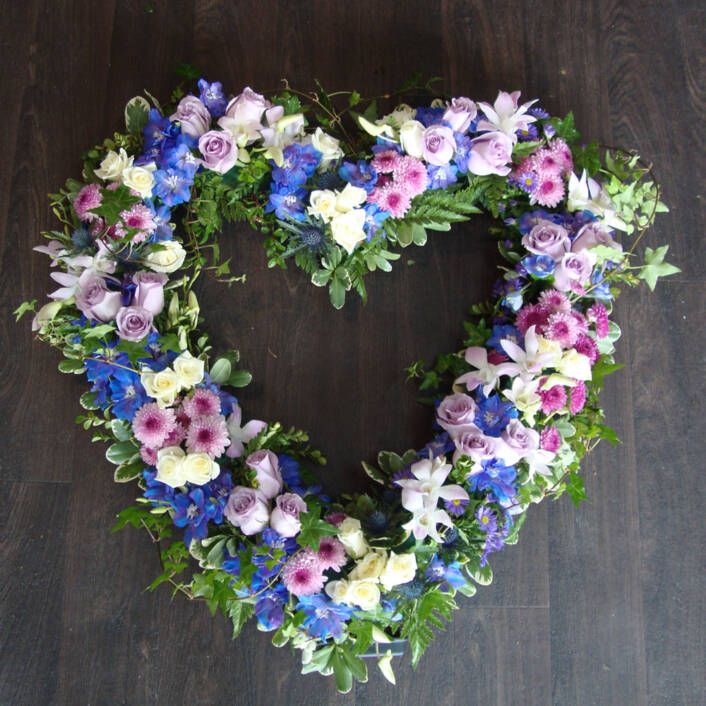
[265,144,322,221]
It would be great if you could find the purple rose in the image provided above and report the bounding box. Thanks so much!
[169,95,211,138]
[115,305,153,342]
[75,271,122,322]
[571,222,622,254]
[224,486,270,535]
[496,419,540,465]
[270,493,307,538]
[132,270,167,315]
[245,449,283,500]
[443,97,477,133]
[467,131,514,176]
[224,87,270,126]
[522,221,571,261]
[553,250,596,292]
[452,428,498,467]
[422,125,456,166]
[436,393,478,439]
[198,130,238,174]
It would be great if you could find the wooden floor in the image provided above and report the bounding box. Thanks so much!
[1,1,703,704]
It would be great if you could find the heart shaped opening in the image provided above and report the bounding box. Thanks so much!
[196,214,502,496]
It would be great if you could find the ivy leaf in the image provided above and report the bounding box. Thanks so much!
[548,111,580,142]
[566,472,588,507]
[90,185,139,223]
[13,300,36,321]
[296,507,337,550]
[227,600,255,638]
[591,360,625,387]
[639,245,680,291]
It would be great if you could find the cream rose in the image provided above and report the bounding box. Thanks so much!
[121,163,156,198]
[155,446,187,487]
[307,190,339,223]
[143,241,187,274]
[379,552,417,591]
[335,184,367,213]
[141,367,181,407]
[324,579,351,604]
[337,517,369,559]
[173,351,205,389]
[399,119,425,158]
[330,208,366,255]
[349,549,387,582]
[183,453,220,485]
[94,148,133,181]
[310,127,343,169]
[346,580,381,611]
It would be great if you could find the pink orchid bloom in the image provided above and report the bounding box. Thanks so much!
[476,90,538,143]
[225,404,267,458]
[455,346,518,396]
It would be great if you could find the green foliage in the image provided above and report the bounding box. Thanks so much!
[399,589,457,667]
[639,245,680,290]
[548,111,580,142]
[296,507,338,550]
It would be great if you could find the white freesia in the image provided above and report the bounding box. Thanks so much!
[567,170,627,231]
[349,549,387,581]
[121,163,156,198]
[141,367,181,407]
[399,119,425,158]
[337,517,369,558]
[379,552,417,591]
[309,127,344,169]
[143,240,186,273]
[182,452,220,485]
[500,325,560,380]
[94,148,133,181]
[307,190,339,222]
[335,184,367,212]
[155,446,187,487]
[555,349,593,381]
[346,580,381,611]
[501,377,542,426]
[330,208,366,254]
[173,351,205,389]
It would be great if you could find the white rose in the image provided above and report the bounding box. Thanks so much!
[94,148,133,181]
[155,446,187,487]
[349,549,387,582]
[555,349,592,381]
[121,163,157,198]
[141,367,181,407]
[307,190,339,223]
[183,452,220,485]
[381,104,416,128]
[399,120,425,158]
[347,580,381,611]
[337,517,369,559]
[330,208,366,255]
[143,240,187,274]
[173,351,205,389]
[324,579,351,604]
[379,552,417,591]
[335,184,367,213]
[310,127,343,169]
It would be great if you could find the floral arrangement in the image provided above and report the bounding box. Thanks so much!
[18,75,678,692]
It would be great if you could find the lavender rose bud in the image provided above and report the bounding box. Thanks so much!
[422,125,456,166]
[132,270,167,315]
[224,486,270,535]
[553,250,596,292]
[443,97,477,133]
[245,449,283,500]
[496,419,540,466]
[467,131,513,176]
[522,221,571,261]
[224,87,270,126]
[115,305,153,342]
[270,493,307,538]
[571,222,622,254]
[198,130,238,174]
[169,95,211,138]
[75,271,122,322]
[436,393,478,439]
[452,429,498,467]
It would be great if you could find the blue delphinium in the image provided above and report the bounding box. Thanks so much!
[416,432,455,460]
[254,580,289,631]
[171,487,219,545]
[468,459,518,504]
[265,186,307,221]
[108,365,150,421]
[153,169,194,206]
[521,254,555,279]
[338,159,378,192]
[415,106,445,127]
[453,133,472,174]
[142,469,176,504]
[271,143,322,188]
[428,163,458,190]
[425,555,466,592]
[144,202,173,241]
[297,594,354,640]
[474,394,517,437]
[486,324,521,353]
[363,203,389,240]
[198,78,228,118]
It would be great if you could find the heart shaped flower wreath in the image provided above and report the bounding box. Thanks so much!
[19,77,677,691]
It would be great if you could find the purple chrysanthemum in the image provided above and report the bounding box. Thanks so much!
[540,425,562,453]
[393,155,428,196]
[282,550,326,597]
[315,536,347,571]
[515,304,550,335]
[538,380,567,415]
[185,415,230,457]
[545,311,581,348]
[538,288,571,313]
[132,402,177,448]
[574,333,600,364]
[183,389,221,418]
[587,302,610,338]
[569,381,587,414]
[532,173,565,208]
[73,183,102,222]
[371,149,401,174]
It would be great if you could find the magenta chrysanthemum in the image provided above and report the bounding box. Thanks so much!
[163,422,187,447]
[371,149,401,174]
[537,288,571,313]
[539,380,567,414]
[185,415,230,457]
[545,311,581,348]
[570,311,589,336]
[73,183,103,222]
[132,402,177,448]
[531,148,562,176]
[315,536,347,571]
[140,446,159,466]
[393,155,428,196]
[376,184,411,218]
[533,173,566,208]
[183,389,221,418]
[540,425,562,453]
[119,204,156,243]
[569,381,587,414]
[574,333,600,364]
[515,304,550,334]
[281,550,326,597]
[587,302,610,338]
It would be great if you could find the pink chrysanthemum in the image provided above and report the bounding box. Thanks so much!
[515,304,550,335]
[569,380,587,414]
[540,425,562,453]
[371,149,402,174]
[537,288,571,313]
[549,138,574,174]
[532,173,566,208]
[140,446,159,466]
[570,311,589,336]
[183,389,221,419]
[132,402,177,448]
[163,422,187,447]
[74,183,103,222]
[510,156,534,181]
[539,380,567,414]
[324,512,347,527]
[316,536,347,571]
[545,311,581,348]
[587,302,610,338]
[185,415,230,457]
[282,549,326,597]
[119,204,156,244]
[574,333,600,364]
[376,184,412,218]
[531,149,562,176]
[393,155,429,197]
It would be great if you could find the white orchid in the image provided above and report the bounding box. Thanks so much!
[455,346,518,397]
[567,170,627,231]
[225,404,267,458]
[402,505,456,543]
[500,326,559,380]
[476,90,537,143]
[501,376,542,426]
